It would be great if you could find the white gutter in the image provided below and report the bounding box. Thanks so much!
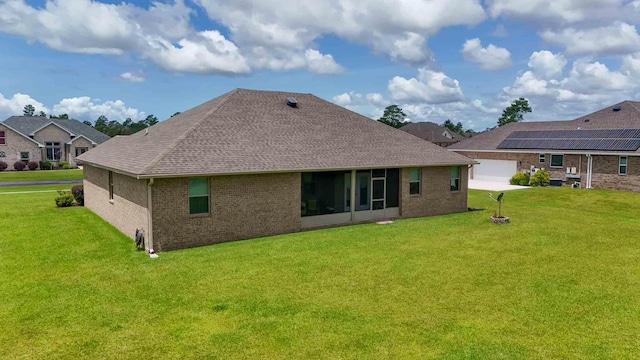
[146,178,157,258]
[586,154,593,189]
[450,149,640,157]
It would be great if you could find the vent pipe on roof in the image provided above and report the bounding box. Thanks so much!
[613,106,621,112]
[286,97,298,108]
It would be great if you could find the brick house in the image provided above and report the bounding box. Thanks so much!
[77,89,475,252]
[449,101,640,191]
[0,116,110,169]
[400,122,467,147]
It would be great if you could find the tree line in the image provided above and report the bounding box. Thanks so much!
[376,97,532,133]
[22,104,169,137]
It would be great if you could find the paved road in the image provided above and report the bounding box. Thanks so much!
[0,179,82,187]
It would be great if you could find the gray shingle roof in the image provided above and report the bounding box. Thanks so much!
[450,100,640,153]
[78,89,474,177]
[2,116,111,144]
[401,122,466,143]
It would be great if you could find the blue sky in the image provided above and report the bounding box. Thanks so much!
[1,0,639,130]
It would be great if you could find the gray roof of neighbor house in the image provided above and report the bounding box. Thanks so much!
[401,122,467,144]
[449,101,640,153]
[78,89,475,177]
[2,116,111,144]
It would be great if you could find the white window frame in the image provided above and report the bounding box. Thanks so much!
[20,152,29,163]
[450,166,461,192]
[45,142,61,161]
[409,168,421,195]
[550,154,563,168]
[188,178,210,215]
[108,171,114,200]
[539,154,545,163]
[619,156,628,175]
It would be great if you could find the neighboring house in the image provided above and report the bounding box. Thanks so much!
[401,122,467,147]
[449,101,640,191]
[77,89,475,252]
[0,116,110,169]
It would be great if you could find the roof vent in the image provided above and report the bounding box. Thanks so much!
[584,119,590,122]
[286,97,298,108]
[613,106,621,112]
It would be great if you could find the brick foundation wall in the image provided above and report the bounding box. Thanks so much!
[0,124,40,170]
[83,165,148,241]
[151,173,301,251]
[400,166,468,218]
[591,155,640,191]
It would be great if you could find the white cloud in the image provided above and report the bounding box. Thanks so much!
[528,50,567,79]
[540,22,640,55]
[331,91,389,119]
[622,52,640,76]
[0,93,49,120]
[119,72,145,82]
[388,68,464,104]
[487,0,634,27]
[461,38,512,70]
[143,30,250,75]
[52,97,144,121]
[303,49,344,74]
[195,0,486,65]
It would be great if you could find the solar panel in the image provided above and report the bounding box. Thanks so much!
[497,129,640,151]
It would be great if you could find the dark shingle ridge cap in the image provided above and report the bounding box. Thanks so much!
[141,89,239,174]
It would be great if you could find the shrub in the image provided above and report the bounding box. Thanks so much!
[71,185,84,206]
[0,161,7,171]
[531,169,551,187]
[13,161,26,171]
[509,172,530,186]
[55,191,75,207]
[58,160,72,170]
[39,161,53,170]
[28,161,39,170]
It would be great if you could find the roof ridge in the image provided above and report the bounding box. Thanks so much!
[141,89,239,175]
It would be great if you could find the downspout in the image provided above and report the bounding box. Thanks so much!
[147,178,157,258]
[586,154,592,189]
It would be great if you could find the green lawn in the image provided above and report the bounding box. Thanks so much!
[1,187,639,359]
[0,169,83,182]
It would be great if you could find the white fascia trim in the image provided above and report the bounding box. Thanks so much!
[66,134,97,146]
[450,149,640,157]
[29,121,75,137]
[0,122,44,147]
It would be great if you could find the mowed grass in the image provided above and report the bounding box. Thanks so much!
[1,188,640,359]
[0,168,83,182]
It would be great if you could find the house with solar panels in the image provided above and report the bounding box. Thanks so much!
[448,101,640,191]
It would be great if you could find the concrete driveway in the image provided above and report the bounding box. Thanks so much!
[469,179,531,191]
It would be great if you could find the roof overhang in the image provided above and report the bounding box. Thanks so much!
[450,148,640,156]
[133,162,479,180]
[67,134,97,146]
[29,121,75,137]
[0,122,44,147]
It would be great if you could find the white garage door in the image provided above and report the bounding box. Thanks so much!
[472,159,517,182]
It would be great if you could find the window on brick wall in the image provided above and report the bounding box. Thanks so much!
[619,156,628,175]
[189,178,209,214]
[409,168,421,195]
[450,166,460,191]
[539,154,545,163]
[108,171,114,200]
[550,154,563,168]
[0,131,5,145]
[46,142,61,161]
[20,152,29,163]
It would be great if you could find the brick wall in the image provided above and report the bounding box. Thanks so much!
[33,124,71,162]
[591,155,640,191]
[151,173,301,251]
[83,165,148,241]
[400,166,468,218]
[0,124,41,170]
[69,137,94,166]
